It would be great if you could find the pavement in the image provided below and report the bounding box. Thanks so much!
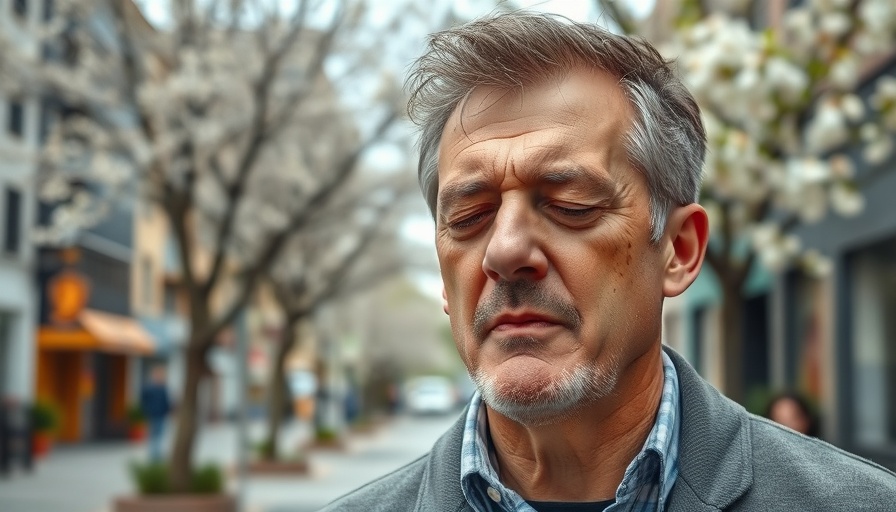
[0,411,462,512]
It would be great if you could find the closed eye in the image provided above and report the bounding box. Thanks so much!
[448,208,495,232]
[549,205,599,217]
[545,203,603,227]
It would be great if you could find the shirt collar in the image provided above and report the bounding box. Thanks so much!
[460,350,681,512]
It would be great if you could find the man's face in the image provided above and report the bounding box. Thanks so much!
[435,67,669,424]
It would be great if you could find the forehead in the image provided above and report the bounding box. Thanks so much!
[436,67,633,191]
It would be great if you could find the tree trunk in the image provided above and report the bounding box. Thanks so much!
[720,279,745,404]
[262,318,299,461]
[168,342,207,492]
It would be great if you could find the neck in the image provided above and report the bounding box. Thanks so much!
[486,347,664,502]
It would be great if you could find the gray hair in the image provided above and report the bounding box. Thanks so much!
[406,12,705,242]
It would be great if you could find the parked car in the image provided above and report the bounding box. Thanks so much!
[404,376,457,415]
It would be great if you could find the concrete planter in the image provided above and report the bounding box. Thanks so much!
[113,494,236,512]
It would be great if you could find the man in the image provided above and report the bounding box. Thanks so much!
[140,365,171,462]
[323,12,896,511]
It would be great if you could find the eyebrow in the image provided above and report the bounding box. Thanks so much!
[539,166,617,198]
[438,178,492,217]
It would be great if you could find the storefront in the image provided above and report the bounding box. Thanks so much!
[34,252,155,442]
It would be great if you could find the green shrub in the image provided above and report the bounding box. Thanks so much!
[315,427,338,442]
[129,462,169,494]
[254,438,275,460]
[30,401,60,434]
[128,462,224,495]
[190,464,223,494]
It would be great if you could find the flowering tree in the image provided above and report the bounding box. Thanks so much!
[259,171,415,461]
[600,0,896,401]
[0,0,410,491]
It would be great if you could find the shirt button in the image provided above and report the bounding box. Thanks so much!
[487,487,501,502]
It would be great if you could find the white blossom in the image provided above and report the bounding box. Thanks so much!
[806,100,849,152]
[830,182,865,216]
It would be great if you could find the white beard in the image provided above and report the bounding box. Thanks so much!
[471,355,621,426]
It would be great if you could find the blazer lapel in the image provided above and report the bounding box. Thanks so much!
[664,347,753,511]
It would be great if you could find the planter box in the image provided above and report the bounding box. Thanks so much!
[247,459,310,475]
[113,494,236,512]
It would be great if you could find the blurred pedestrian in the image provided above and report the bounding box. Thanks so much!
[140,365,171,462]
[764,391,820,437]
[323,11,896,511]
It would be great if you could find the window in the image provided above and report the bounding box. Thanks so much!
[849,238,896,449]
[7,100,24,138]
[13,0,27,19]
[3,188,22,255]
[38,99,54,145]
[43,0,53,22]
[142,256,154,309]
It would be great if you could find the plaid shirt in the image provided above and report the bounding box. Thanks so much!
[460,351,681,512]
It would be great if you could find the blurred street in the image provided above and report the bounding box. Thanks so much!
[0,412,461,512]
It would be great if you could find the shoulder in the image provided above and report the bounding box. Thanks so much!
[741,414,896,509]
[318,453,430,512]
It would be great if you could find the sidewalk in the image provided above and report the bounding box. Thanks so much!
[0,413,459,512]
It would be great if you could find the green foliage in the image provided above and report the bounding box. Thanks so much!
[254,437,275,460]
[126,405,147,425]
[190,464,223,494]
[129,462,170,494]
[30,401,60,433]
[128,462,224,495]
[315,427,339,442]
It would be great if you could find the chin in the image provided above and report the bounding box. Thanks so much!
[472,362,619,426]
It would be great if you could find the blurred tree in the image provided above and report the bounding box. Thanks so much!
[259,172,415,461]
[598,0,896,402]
[0,0,410,491]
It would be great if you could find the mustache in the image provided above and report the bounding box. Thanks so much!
[472,280,582,339]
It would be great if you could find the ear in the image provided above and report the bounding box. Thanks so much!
[662,204,709,297]
[441,287,450,316]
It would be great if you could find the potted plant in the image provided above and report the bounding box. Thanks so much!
[126,405,148,442]
[114,462,236,512]
[29,401,60,458]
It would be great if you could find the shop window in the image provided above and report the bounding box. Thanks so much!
[849,237,896,449]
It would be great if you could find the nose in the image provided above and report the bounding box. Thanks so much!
[482,198,548,282]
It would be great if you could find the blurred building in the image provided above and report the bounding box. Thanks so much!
[0,0,43,405]
[776,57,896,468]
[30,1,159,443]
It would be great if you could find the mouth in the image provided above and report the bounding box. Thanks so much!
[487,312,563,335]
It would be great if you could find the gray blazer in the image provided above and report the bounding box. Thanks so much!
[322,347,896,511]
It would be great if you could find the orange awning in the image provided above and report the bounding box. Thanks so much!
[38,309,156,355]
